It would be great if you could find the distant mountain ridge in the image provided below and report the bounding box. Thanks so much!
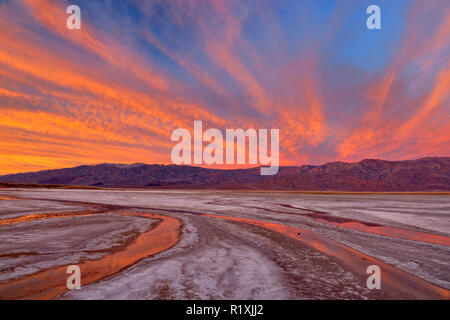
[0,157,449,191]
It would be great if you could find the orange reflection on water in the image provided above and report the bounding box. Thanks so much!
[204,213,449,300]
[0,210,97,226]
[316,218,450,247]
[0,195,20,200]
[0,212,181,299]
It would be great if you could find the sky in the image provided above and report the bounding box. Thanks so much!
[0,0,449,174]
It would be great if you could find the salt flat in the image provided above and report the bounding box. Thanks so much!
[0,189,449,299]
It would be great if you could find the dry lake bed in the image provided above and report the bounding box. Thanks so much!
[0,189,449,299]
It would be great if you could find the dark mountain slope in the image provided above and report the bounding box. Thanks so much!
[0,157,448,191]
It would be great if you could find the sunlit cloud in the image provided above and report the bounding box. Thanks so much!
[0,0,448,174]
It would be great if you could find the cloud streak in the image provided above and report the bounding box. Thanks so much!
[0,0,448,174]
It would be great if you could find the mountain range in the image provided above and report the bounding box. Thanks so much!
[0,157,449,191]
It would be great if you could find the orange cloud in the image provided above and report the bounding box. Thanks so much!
[0,0,448,174]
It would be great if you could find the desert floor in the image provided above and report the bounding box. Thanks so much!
[0,189,449,299]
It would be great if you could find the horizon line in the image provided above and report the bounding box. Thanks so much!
[1,155,448,176]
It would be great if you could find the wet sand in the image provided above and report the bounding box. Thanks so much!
[0,211,181,299]
[203,213,449,299]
